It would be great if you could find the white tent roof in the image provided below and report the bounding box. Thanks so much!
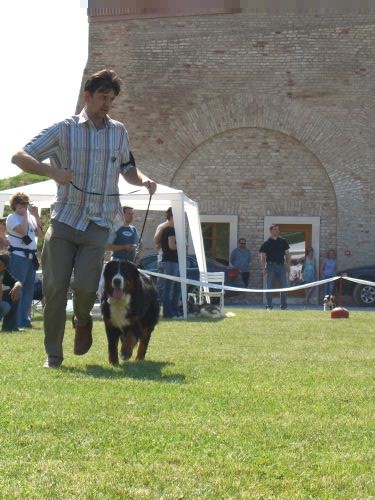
[0,178,207,318]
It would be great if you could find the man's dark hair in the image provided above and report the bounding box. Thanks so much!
[84,69,122,96]
[165,207,173,220]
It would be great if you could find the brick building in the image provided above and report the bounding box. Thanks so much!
[82,1,375,302]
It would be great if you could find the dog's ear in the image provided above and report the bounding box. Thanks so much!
[122,260,139,278]
[103,260,115,282]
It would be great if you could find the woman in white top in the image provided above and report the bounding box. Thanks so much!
[6,192,43,328]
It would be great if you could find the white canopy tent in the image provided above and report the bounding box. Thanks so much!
[0,178,207,318]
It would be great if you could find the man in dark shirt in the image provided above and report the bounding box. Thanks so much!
[0,253,23,331]
[107,206,140,263]
[160,211,181,319]
[259,224,291,310]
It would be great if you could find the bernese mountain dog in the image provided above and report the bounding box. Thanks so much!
[101,260,160,365]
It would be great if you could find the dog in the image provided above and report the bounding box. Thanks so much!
[188,302,224,318]
[323,294,336,311]
[101,260,160,365]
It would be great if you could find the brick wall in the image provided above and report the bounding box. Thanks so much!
[81,12,375,290]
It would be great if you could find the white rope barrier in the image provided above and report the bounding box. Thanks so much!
[340,276,375,287]
[139,270,375,294]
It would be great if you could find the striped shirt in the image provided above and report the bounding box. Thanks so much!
[23,108,132,231]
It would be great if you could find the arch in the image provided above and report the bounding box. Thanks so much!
[165,92,363,203]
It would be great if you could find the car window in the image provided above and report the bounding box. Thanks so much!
[187,255,226,270]
[141,254,227,271]
[206,257,226,269]
[187,256,197,268]
[142,257,157,270]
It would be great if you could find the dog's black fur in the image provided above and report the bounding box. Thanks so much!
[188,302,223,318]
[100,260,160,365]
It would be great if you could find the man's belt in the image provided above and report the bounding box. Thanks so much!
[267,261,284,265]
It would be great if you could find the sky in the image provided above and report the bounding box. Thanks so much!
[1,0,88,179]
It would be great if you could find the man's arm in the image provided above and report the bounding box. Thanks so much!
[9,281,22,301]
[30,206,44,238]
[3,270,22,301]
[123,166,157,195]
[168,235,177,251]
[106,242,134,252]
[11,151,73,184]
[284,249,291,271]
[10,217,29,237]
[259,252,267,275]
[154,222,169,250]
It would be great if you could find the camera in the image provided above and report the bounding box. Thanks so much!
[22,234,32,245]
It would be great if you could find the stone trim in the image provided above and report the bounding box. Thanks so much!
[87,0,375,22]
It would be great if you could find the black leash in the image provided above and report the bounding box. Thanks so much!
[69,181,142,197]
[69,180,153,265]
[69,151,139,196]
[133,191,153,263]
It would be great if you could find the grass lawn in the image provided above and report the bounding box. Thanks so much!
[0,308,374,499]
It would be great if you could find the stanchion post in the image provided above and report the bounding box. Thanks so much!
[338,276,343,307]
[331,276,349,319]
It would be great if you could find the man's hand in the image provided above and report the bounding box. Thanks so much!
[10,282,22,301]
[52,169,74,185]
[29,205,39,218]
[142,180,157,195]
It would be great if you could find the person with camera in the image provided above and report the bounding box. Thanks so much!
[6,192,44,329]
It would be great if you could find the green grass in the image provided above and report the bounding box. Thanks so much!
[0,309,374,499]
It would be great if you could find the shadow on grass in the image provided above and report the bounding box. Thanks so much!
[62,360,186,383]
[186,317,226,323]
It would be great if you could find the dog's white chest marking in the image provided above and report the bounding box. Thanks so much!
[109,294,131,329]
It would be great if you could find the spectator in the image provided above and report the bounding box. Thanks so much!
[6,193,43,328]
[153,207,172,300]
[0,218,9,251]
[302,247,316,305]
[160,210,181,319]
[320,248,337,295]
[107,206,140,264]
[230,238,251,287]
[289,259,303,285]
[259,224,291,310]
[11,69,157,368]
[0,253,23,332]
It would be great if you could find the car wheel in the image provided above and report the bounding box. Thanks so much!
[353,283,375,307]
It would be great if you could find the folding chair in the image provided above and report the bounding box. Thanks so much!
[31,278,44,315]
[198,271,225,315]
